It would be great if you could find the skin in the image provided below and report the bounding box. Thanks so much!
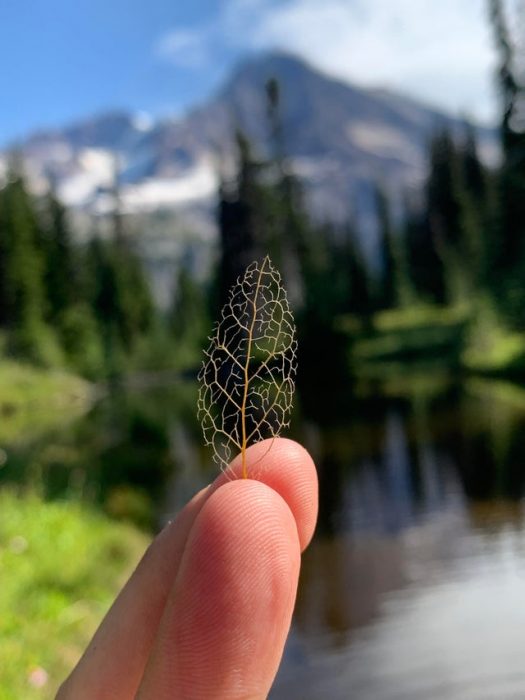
[57,438,318,700]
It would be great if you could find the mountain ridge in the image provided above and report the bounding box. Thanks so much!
[0,51,497,225]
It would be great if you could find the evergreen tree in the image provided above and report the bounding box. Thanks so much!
[488,0,525,324]
[414,130,481,305]
[489,0,525,259]
[405,191,447,304]
[462,123,488,202]
[57,300,105,377]
[375,186,416,311]
[266,78,285,181]
[265,78,307,303]
[87,236,153,355]
[0,166,56,362]
[105,169,155,349]
[39,190,105,374]
[342,225,374,319]
[217,132,264,310]
[0,169,45,327]
[115,243,155,343]
[375,186,396,309]
[169,266,208,349]
[457,125,490,293]
[317,222,373,321]
[426,130,463,252]
[41,188,77,320]
[86,237,118,331]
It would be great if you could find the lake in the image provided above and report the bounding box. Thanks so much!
[4,373,525,699]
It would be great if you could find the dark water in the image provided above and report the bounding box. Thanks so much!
[273,378,525,699]
[4,375,525,698]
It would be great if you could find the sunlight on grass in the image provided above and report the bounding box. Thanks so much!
[351,305,468,365]
[461,301,525,375]
[466,378,525,411]
[463,331,525,373]
[0,491,149,699]
[0,361,93,444]
[372,303,470,332]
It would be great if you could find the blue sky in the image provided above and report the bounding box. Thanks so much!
[0,0,233,144]
[0,0,500,146]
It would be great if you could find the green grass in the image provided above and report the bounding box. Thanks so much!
[466,377,525,411]
[0,490,149,699]
[0,361,93,444]
[458,300,525,377]
[372,303,470,333]
[462,329,525,376]
[350,304,469,367]
[354,365,453,398]
[341,301,525,379]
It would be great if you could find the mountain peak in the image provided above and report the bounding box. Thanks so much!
[228,50,319,81]
[1,51,496,224]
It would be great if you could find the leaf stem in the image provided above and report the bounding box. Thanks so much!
[240,257,267,478]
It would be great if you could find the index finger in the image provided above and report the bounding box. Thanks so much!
[58,438,317,700]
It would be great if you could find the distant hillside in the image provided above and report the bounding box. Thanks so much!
[0,52,497,222]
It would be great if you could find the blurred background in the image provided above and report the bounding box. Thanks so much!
[1,0,525,697]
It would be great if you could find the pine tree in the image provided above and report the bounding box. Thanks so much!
[265,78,307,303]
[0,169,44,326]
[489,0,525,260]
[404,188,446,304]
[457,125,490,293]
[87,236,153,355]
[343,225,373,319]
[41,188,77,320]
[462,123,488,202]
[417,130,479,305]
[319,222,374,322]
[0,165,55,361]
[38,189,106,373]
[488,0,525,325]
[407,130,464,307]
[375,186,396,309]
[100,168,155,351]
[217,130,273,308]
[169,266,208,349]
[426,131,463,251]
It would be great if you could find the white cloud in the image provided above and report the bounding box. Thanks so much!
[156,0,502,122]
[228,0,499,122]
[155,28,211,69]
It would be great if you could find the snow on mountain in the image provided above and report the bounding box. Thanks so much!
[1,51,497,235]
[57,148,115,207]
[118,158,217,213]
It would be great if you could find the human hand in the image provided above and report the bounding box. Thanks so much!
[57,438,318,699]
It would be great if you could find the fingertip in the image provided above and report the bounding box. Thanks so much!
[192,479,301,586]
[138,479,301,699]
[215,438,318,551]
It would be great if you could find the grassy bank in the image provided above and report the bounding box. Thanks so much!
[0,490,149,699]
[347,304,469,377]
[345,303,525,380]
[0,361,93,444]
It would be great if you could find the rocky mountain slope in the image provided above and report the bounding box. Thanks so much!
[0,52,497,226]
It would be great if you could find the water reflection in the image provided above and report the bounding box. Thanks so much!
[272,379,525,699]
[0,380,214,528]
[276,511,525,699]
[3,377,525,697]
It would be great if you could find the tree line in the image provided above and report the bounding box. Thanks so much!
[0,167,156,376]
[0,0,522,384]
[215,0,525,387]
